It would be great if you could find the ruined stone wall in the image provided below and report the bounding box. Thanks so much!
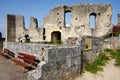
[81,36,104,63]
[7,14,16,42]
[109,36,120,50]
[15,15,26,42]
[43,4,112,42]
[29,17,41,42]
[7,14,42,42]
[3,41,51,58]
[28,46,81,80]
[3,42,81,80]
[6,4,113,43]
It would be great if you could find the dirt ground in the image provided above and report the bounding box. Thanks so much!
[0,55,27,80]
[75,59,120,80]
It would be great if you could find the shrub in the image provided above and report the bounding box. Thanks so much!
[104,48,113,52]
[103,35,111,39]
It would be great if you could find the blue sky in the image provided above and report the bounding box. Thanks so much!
[0,0,120,37]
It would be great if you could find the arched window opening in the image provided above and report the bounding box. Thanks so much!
[65,11,71,27]
[90,13,96,28]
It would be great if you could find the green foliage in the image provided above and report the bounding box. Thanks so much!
[85,54,110,74]
[104,48,113,52]
[105,49,120,67]
[85,63,103,73]
[114,32,120,37]
[31,41,63,45]
[94,54,110,66]
[113,51,120,67]
[103,35,111,39]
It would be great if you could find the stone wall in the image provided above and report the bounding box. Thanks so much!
[109,36,120,50]
[29,17,41,42]
[81,36,104,63]
[43,4,112,42]
[15,15,26,42]
[3,42,81,80]
[101,35,120,50]
[6,4,113,43]
[3,42,53,59]
[7,14,16,42]
[6,14,42,42]
[28,46,81,80]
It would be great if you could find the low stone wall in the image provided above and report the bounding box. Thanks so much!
[28,46,81,80]
[3,42,81,80]
[3,42,55,59]
[102,35,120,50]
[110,36,120,50]
[3,35,105,80]
[81,36,104,64]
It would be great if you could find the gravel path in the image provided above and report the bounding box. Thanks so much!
[75,59,120,80]
[0,55,27,80]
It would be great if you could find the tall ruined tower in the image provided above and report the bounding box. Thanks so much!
[118,14,120,25]
[29,17,40,42]
[7,14,25,42]
[7,14,16,42]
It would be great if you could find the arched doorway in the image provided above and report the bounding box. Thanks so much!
[51,31,61,43]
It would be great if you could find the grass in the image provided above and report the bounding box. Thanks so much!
[113,50,120,67]
[84,53,110,74]
[104,48,120,67]
[24,41,63,45]
[104,48,113,52]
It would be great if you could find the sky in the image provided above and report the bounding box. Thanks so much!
[0,0,120,37]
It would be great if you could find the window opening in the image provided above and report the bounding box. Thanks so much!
[43,28,46,40]
[90,13,96,28]
[65,11,71,27]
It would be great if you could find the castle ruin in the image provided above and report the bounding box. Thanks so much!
[7,4,112,43]
[4,4,117,80]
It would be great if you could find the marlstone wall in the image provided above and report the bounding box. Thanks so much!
[28,46,81,80]
[3,42,81,80]
[3,42,52,59]
[81,36,104,64]
[6,4,113,43]
[7,14,16,42]
[3,34,107,80]
[109,36,120,50]
[44,4,112,41]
